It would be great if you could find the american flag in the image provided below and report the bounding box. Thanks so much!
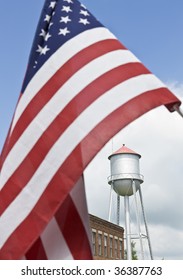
[0,0,181,259]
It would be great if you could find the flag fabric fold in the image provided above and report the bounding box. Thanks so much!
[24,175,92,260]
[0,0,181,259]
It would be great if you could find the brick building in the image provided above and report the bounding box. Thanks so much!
[89,214,124,260]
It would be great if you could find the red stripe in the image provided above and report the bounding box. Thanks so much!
[0,87,176,259]
[25,237,48,260]
[0,62,149,214]
[1,39,125,165]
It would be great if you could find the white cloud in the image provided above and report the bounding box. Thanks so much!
[84,83,183,259]
[167,81,183,97]
[148,225,183,260]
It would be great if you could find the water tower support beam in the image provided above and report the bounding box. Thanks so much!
[108,184,113,222]
[124,195,132,260]
[117,194,120,225]
[139,186,153,260]
[132,180,144,260]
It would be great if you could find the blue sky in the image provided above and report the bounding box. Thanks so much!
[1,0,183,260]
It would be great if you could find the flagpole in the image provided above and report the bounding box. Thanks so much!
[173,105,183,118]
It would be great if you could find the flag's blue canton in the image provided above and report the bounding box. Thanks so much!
[22,0,103,92]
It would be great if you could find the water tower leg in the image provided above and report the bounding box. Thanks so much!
[117,194,120,226]
[124,195,132,260]
[139,186,153,260]
[132,181,144,260]
[108,185,113,222]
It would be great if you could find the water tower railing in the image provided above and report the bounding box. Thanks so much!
[107,173,144,184]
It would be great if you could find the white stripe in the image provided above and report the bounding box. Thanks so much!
[0,74,165,248]
[0,49,139,189]
[11,27,116,132]
[41,218,73,260]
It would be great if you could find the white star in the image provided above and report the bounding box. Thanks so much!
[60,15,71,24]
[80,10,90,16]
[36,45,50,55]
[36,45,43,54]
[62,6,72,13]
[49,1,56,9]
[45,32,52,41]
[44,14,51,22]
[63,0,73,3]
[40,29,46,38]
[79,18,90,25]
[81,4,87,9]
[39,29,52,41]
[58,27,70,36]
[41,45,50,55]
[48,22,54,29]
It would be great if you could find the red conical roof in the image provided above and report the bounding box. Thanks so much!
[108,144,141,159]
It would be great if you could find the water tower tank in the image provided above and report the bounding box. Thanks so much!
[108,144,144,196]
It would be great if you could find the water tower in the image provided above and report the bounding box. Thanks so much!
[108,144,153,260]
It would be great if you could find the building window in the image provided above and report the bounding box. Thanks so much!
[92,231,96,256]
[110,236,113,258]
[114,238,118,259]
[98,233,102,256]
[104,234,108,257]
[119,239,123,259]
